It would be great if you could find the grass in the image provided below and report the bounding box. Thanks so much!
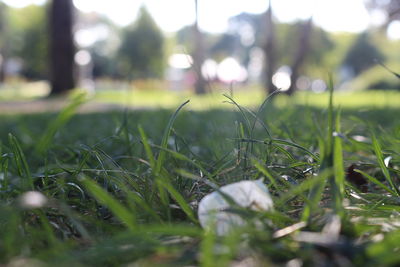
[0,80,50,101]
[0,89,400,266]
[94,87,400,109]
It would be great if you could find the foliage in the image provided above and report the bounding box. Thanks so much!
[349,64,400,91]
[0,3,398,89]
[321,33,356,73]
[365,0,400,26]
[81,16,122,79]
[0,2,8,82]
[274,21,333,68]
[208,33,235,57]
[342,32,384,77]
[212,13,335,85]
[0,2,7,47]
[118,6,164,79]
[7,4,48,80]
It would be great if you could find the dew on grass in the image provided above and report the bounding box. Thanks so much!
[384,156,392,167]
[351,135,370,143]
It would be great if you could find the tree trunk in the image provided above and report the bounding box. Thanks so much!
[263,0,276,95]
[0,53,5,83]
[0,3,6,83]
[49,0,75,95]
[286,18,313,96]
[193,0,206,95]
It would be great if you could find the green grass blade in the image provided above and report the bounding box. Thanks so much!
[302,77,335,221]
[124,189,163,223]
[155,100,190,174]
[0,158,9,194]
[278,170,331,205]
[273,144,296,162]
[300,173,329,221]
[151,144,215,182]
[326,74,334,157]
[249,88,280,140]
[108,177,163,223]
[36,92,87,154]
[56,202,92,241]
[158,178,197,223]
[270,138,319,161]
[367,229,400,265]
[0,206,21,258]
[371,133,399,196]
[121,109,134,157]
[252,160,279,189]
[138,125,156,170]
[333,109,345,216]
[200,228,217,267]
[36,210,59,247]
[140,223,201,236]
[82,177,136,231]
[8,134,33,190]
[152,100,189,220]
[217,231,241,266]
[354,169,397,195]
[223,94,251,136]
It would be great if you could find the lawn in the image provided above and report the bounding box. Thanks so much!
[0,89,400,266]
[94,87,400,109]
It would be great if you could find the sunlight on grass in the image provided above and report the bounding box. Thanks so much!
[293,90,400,108]
[94,88,266,110]
[95,87,400,110]
[0,81,50,100]
[1,81,399,110]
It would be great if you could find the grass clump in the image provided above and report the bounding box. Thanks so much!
[0,89,400,266]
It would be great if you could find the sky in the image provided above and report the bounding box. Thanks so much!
[2,0,377,33]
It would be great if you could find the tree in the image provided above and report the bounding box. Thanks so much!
[226,10,334,94]
[263,0,277,94]
[209,33,237,61]
[49,0,76,95]
[192,0,206,94]
[9,5,48,80]
[365,0,400,28]
[286,18,313,95]
[342,32,384,77]
[118,6,164,80]
[0,2,7,83]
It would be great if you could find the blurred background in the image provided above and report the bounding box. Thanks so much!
[0,0,399,107]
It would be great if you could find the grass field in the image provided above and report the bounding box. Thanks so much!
[94,87,400,109]
[0,89,400,266]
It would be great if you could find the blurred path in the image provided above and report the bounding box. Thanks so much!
[0,99,125,114]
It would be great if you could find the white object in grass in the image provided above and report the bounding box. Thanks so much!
[19,191,48,209]
[198,180,273,235]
